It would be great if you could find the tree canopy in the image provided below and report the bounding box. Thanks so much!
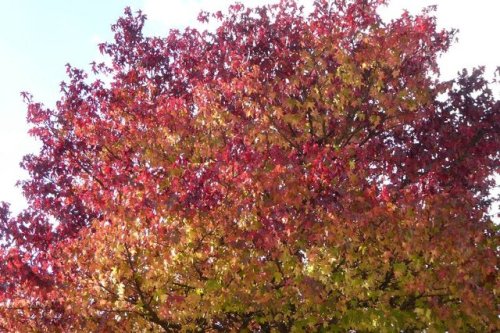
[1,0,499,331]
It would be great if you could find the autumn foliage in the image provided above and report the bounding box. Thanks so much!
[1,0,499,331]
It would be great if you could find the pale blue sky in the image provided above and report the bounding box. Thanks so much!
[0,0,499,213]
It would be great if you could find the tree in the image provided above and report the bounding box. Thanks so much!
[1,0,498,331]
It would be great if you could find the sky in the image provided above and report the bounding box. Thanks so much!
[0,0,498,214]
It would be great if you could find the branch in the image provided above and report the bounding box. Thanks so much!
[123,244,180,332]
